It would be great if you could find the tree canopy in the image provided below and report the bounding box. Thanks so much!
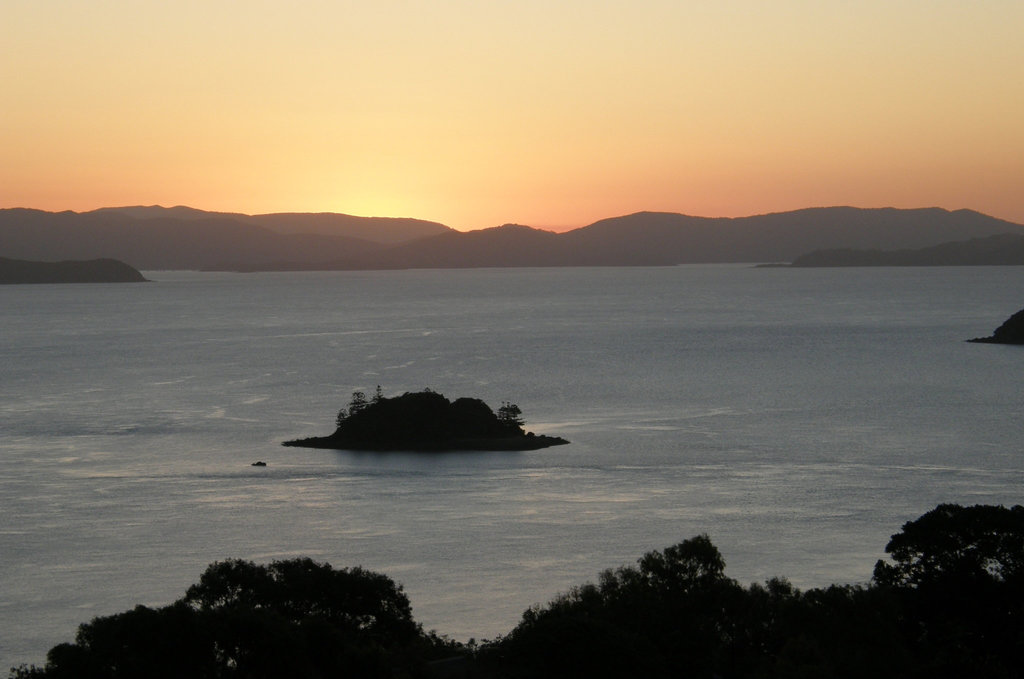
[12,559,447,679]
[872,502,1024,587]
[483,505,1024,678]
[13,504,1024,679]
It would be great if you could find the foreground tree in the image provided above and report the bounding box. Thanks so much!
[184,557,420,645]
[12,558,455,679]
[872,503,1024,588]
[486,535,745,678]
[872,503,1024,678]
[486,506,1024,679]
[14,504,1024,678]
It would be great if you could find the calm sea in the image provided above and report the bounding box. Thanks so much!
[2,265,1023,667]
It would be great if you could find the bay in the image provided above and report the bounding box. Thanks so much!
[2,265,1023,668]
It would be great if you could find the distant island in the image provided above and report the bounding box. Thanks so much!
[968,307,1024,345]
[283,388,569,451]
[775,232,1024,267]
[3,205,1023,271]
[0,257,148,284]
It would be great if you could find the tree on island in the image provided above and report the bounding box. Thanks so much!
[348,390,370,416]
[497,401,525,429]
[336,386,395,427]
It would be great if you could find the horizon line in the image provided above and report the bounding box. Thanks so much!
[2,203,1019,233]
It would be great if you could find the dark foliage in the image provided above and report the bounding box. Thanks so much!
[482,505,1024,679]
[871,504,1024,678]
[12,504,1024,679]
[333,390,519,448]
[496,402,524,428]
[11,558,458,679]
[873,503,1024,588]
[183,557,421,645]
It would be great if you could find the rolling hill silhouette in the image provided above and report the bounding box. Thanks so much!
[89,205,451,243]
[2,206,1022,271]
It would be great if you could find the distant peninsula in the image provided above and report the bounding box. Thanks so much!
[0,257,148,284]
[777,233,1024,267]
[968,307,1024,345]
[283,389,569,451]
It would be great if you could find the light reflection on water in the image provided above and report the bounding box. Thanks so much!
[2,265,1024,666]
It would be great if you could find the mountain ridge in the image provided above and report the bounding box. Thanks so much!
[2,206,1022,271]
[87,205,453,243]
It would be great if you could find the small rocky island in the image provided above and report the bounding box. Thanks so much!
[283,388,569,451]
[968,307,1024,344]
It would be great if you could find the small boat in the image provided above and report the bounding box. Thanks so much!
[251,460,267,467]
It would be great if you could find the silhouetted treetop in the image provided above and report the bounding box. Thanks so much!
[872,503,1024,588]
[497,401,525,428]
[11,558,448,679]
[183,557,418,642]
[12,503,1024,679]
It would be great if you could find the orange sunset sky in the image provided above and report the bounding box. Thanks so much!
[3,1,1023,231]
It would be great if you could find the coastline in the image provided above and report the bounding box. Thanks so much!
[282,433,570,452]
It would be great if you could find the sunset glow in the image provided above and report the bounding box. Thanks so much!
[3,1,1023,230]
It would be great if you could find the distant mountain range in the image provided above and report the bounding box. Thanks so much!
[2,205,1023,271]
[86,206,451,244]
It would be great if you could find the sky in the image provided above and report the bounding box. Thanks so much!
[3,1,1023,231]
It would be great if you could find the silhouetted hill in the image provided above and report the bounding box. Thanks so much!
[3,206,1022,271]
[0,257,148,284]
[365,224,578,268]
[561,207,1024,264]
[90,206,452,243]
[785,233,1024,266]
[968,306,1024,344]
[246,213,451,243]
[89,205,234,221]
[284,389,569,451]
[0,208,390,270]
[280,206,1022,270]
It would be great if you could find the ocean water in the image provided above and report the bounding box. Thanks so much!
[2,265,1023,668]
